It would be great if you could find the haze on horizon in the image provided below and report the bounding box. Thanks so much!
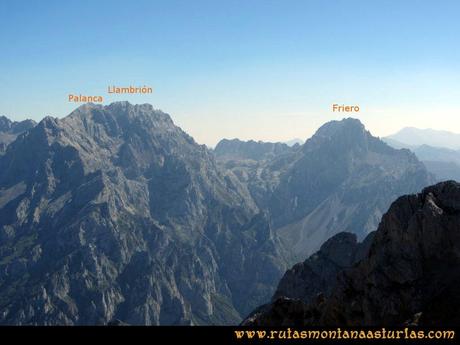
[1,0,459,147]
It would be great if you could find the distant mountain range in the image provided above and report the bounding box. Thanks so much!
[214,139,292,161]
[386,127,460,150]
[284,138,304,146]
[384,128,460,182]
[0,105,437,325]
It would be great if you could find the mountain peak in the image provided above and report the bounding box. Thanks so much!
[303,117,378,154]
[71,101,155,115]
[313,118,365,139]
[0,116,12,130]
[71,101,161,115]
[65,102,175,134]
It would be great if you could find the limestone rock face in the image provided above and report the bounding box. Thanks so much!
[0,102,289,325]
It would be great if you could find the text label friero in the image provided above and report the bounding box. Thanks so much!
[107,85,153,94]
[68,94,103,103]
[332,104,360,112]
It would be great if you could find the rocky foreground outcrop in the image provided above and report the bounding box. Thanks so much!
[246,181,460,326]
[243,231,375,326]
[272,231,375,304]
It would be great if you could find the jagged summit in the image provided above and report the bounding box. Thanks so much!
[313,118,365,138]
[24,102,189,172]
[16,102,173,137]
[72,101,155,111]
[304,117,396,155]
[66,102,173,125]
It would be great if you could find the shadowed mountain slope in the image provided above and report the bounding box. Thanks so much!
[246,181,460,326]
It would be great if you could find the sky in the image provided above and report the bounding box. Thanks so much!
[0,0,459,146]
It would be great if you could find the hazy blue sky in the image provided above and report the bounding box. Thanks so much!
[1,0,459,146]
